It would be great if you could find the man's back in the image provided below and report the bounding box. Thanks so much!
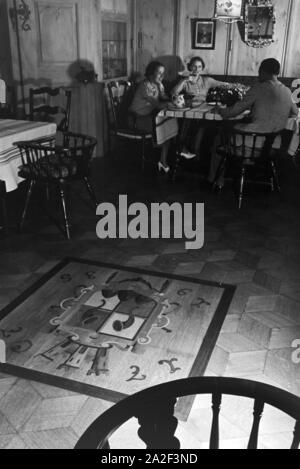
[222,80,298,133]
[246,81,297,133]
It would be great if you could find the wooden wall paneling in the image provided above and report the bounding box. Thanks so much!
[228,0,291,76]
[101,0,128,14]
[101,0,114,12]
[284,0,300,78]
[113,0,128,15]
[36,2,78,65]
[82,0,102,81]
[69,83,106,157]
[0,0,13,84]
[6,0,102,117]
[135,0,178,81]
[6,0,101,87]
[34,0,95,84]
[178,0,229,75]
[7,0,39,114]
[100,0,133,81]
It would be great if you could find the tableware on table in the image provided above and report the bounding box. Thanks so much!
[167,106,191,112]
[172,94,186,109]
[167,102,190,112]
[191,100,205,108]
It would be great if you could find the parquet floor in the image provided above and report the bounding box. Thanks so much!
[0,153,299,449]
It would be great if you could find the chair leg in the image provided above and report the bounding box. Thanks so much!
[141,138,146,172]
[20,180,35,230]
[270,160,281,193]
[45,183,50,203]
[172,148,182,183]
[238,167,246,210]
[83,177,98,209]
[59,184,71,240]
[213,155,227,190]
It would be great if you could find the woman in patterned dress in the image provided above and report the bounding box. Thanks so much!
[172,56,232,159]
[130,61,177,173]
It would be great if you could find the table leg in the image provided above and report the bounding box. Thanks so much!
[172,120,191,181]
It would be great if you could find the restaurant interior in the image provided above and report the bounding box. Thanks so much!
[0,0,299,450]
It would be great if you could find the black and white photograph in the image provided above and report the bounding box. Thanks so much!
[192,19,216,50]
[0,0,299,454]
[214,0,244,20]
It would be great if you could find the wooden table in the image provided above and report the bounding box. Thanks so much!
[0,119,57,193]
[0,119,57,231]
[158,103,300,156]
[158,103,247,121]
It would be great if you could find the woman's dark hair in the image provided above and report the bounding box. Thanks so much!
[260,58,281,76]
[145,61,165,79]
[188,56,206,72]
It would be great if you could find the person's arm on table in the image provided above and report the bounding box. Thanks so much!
[171,79,187,97]
[219,86,257,119]
[207,77,238,90]
[132,82,164,115]
[157,82,169,102]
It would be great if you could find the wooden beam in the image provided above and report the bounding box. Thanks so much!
[281,0,294,77]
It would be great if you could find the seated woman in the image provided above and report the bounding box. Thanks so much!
[129,61,177,173]
[172,56,232,159]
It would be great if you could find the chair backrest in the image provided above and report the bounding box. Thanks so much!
[222,128,282,162]
[75,377,300,450]
[29,87,72,132]
[106,80,133,130]
[15,132,97,180]
[62,131,97,174]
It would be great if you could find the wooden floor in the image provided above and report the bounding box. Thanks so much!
[0,259,233,418]
[0,152,299,449]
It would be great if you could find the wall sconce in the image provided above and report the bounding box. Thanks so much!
[214,0,245,24]
[9,0,31,32]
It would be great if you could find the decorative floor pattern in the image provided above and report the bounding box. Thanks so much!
[0,154,299,449]
[0,259,234,418]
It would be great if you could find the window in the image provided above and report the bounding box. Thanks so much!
[102,20,128,79]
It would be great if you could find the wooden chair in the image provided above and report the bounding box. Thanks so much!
[75,377,300,450]
[214,129,283,209]
[106,80,153,171]
[15,132,97,240]
[29,87,72,132]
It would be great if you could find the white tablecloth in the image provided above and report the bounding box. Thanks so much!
[158,103,248,121]
[159,104,300,156]
[285,110,300,156]
[0,119,57,192]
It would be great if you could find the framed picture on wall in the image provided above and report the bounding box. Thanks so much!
[191,19,216,50]
[214,0,244,20]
